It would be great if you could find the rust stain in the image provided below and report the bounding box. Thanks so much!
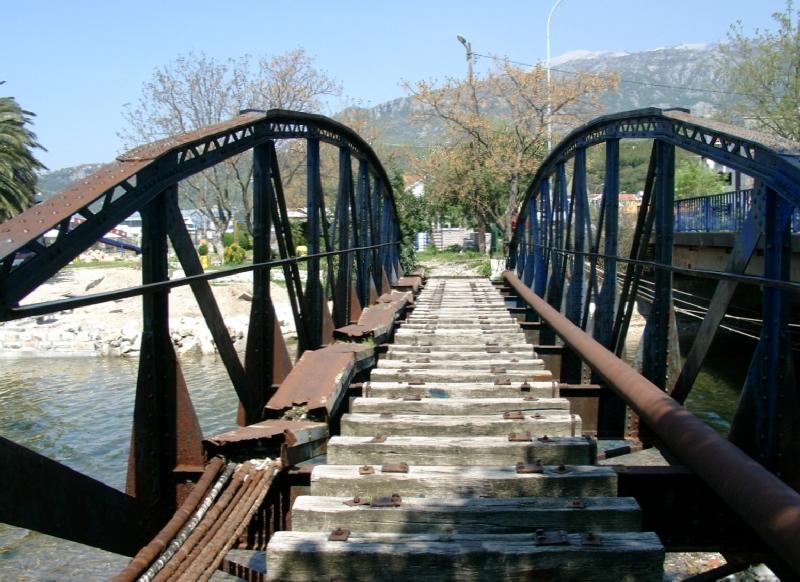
[265,346,355,412]
[206,419,326,446]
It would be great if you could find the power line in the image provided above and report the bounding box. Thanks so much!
[472,52,761,99]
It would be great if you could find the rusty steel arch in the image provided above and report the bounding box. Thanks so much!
[507,107,800,573]
[0,109,403,553]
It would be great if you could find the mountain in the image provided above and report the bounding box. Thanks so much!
[553,43,722,118]
[39,44,726,183]
[36,163,105,199]
[345,43,725,147]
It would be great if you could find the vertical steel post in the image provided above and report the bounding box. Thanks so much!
[641,140,675,390]
[730,186,798,487]
[244,144,274,423]
[545,162,567,311]
[305,138,323,349]
[129,181,202,526]
[593,139,619,349]
[534,178,550,297]
[522,198,537,288]
[333,148,353,327]
[565,148,587,327]
[356,161,371,307]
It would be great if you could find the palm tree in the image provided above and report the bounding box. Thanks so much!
[0,83,46,222]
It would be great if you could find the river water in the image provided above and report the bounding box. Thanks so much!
[0,333,749,580]
[0,355,241,581]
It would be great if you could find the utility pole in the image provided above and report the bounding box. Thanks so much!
[457,34,487,253]
[546,0,565,152]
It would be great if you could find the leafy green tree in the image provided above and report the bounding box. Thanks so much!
[390,170,430,271]
[0,87,46,222]
[407,60,617,247]
[718,1,800,141]
[674,158,729,199]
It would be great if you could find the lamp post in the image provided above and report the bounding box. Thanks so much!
[457,35,479,118]
[546,0,565,152]
[456,34,486,252]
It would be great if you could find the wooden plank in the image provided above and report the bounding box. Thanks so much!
[365,381,558,400]
[291,495,641,534]
[267,531,663,581]
[385,350,538,361]
[377,359,546,371]
[340,412,580,438]
[350,397,570,415]
[310,464,617,498]
[369,369,554,383]
[327,435,595,466]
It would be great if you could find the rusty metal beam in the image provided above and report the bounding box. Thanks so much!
[0,436,148,556]
[503,270,800,575]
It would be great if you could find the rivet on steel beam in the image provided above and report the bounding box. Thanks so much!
[520,381,531,392]
[566,498,586,509]
[538,435,552,442]
[552,464,571,474]
[380,412,393,418]
[503,410,524,420]
[359,465,375,475]
[370,435,387,443]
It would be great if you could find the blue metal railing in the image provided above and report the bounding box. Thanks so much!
[675,189,800,233]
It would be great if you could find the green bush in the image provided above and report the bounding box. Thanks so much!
[399,239,417,273]
[476,261,492,278]
[197,243,208,256]
[224,243,246,265]
[445,244,462,253]
[222,232,234,248]
[239,232,253,251]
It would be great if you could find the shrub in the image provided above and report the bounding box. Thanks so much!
[239,232,253,251]
[197,243,208,256]
[445,244,462,253]
[224,243,246,265]
[476,261,492,278]
[222,232,234,248]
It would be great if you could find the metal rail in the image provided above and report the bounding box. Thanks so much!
[675,188,800,233]
[504,271,800,575]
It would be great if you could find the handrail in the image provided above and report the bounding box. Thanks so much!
[674,188,800,233]
[503,270,800,575]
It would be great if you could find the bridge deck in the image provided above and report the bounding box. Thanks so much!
[266,278,664,580]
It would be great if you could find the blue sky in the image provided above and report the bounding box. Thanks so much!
[2,0,788,169]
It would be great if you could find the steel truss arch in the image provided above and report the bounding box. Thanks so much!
[509,107,800,501]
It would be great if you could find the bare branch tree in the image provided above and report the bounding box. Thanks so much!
[120,49,341,259]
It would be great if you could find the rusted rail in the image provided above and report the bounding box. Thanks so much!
[503,270,800,574]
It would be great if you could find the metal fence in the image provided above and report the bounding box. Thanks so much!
[674,189,800,233]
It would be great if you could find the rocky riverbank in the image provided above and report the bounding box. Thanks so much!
[0,266,296,358]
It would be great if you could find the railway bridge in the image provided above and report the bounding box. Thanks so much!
[0,107,799,580]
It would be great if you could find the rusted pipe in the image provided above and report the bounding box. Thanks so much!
[112,457,225,582]
[503,270,800,574]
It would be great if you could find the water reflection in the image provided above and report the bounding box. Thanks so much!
[0,355,240,580]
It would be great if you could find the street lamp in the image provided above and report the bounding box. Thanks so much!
[457,35,479,117]
[546,0,565,152]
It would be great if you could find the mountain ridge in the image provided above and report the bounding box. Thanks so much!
[37,44,727,195]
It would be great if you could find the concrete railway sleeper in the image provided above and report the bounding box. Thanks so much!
[267,277,664,581]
